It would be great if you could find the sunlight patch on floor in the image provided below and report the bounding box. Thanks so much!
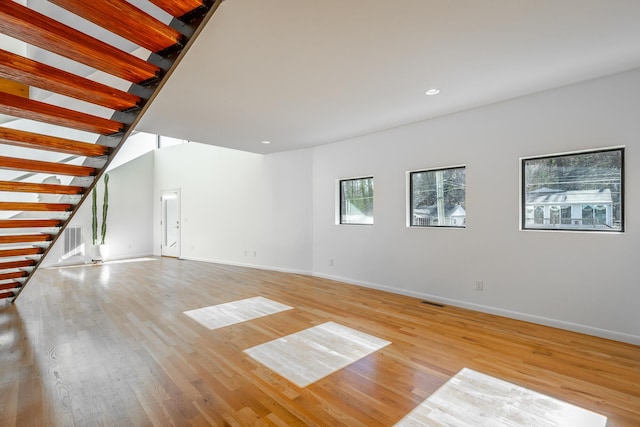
[46,257,157,269]
[244,321,391,387]
[394,367,607,426]
[184,296,293,330]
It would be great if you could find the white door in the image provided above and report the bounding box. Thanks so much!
[161,190,180,258]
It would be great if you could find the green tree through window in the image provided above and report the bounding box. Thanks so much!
[340,177,374,225]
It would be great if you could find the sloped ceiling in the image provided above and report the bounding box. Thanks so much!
[137,0,640,154]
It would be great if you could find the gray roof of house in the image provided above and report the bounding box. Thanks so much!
[526,188,612,205]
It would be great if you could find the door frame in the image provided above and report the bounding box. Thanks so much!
[160,189,181,258]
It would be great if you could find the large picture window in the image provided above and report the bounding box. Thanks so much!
[410,166,466,228]
[522,148,624,232]
[340,177,374,225]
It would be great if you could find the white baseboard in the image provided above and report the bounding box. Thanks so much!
[180,255,313,276]
[312,272,640,346]
[70,253,638,346]
[43,252,155,269]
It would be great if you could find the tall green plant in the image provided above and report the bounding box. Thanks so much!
[91,173,110,245]
[91,185,98,245]
[101,174,109,245]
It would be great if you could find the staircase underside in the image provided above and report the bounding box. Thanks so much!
[0,0,222,302]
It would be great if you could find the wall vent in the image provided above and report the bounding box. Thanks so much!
[62,227,84,259]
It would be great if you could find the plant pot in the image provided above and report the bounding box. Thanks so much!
[91,244,109,263]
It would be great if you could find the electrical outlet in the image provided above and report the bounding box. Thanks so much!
[476,280,484,291]
[329,258,334,266]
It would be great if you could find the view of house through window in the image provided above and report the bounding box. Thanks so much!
[410,166,466,227]
[522,148,624,232]
[340,177,374,225]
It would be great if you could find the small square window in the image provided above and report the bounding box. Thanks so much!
[521,148,624,232]
[339,177,374,225]
[410,166,466,228]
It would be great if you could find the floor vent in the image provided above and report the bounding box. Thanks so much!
[421,300,445,308]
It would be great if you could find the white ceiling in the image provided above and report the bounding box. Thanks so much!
[137,0,640,154]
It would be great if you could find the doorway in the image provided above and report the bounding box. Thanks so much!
[161,189,180,258]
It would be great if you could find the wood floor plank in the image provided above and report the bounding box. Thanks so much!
[1,258,638,426]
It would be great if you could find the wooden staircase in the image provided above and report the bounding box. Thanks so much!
[0,0,222,302]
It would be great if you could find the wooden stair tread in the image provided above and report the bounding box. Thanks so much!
[0,219,62,228]
[0,201,72,212]
[0,248,43,258]
[49,0,183,54]
[0,291,16,299]
[0,271,29,281]
[0,282,22,291]
[0,92,123,135]
[0,181,84,195]
[0,127,110,157]
[0,49,140,112]
[149,0,205,19]
[0,234,53,244]
[0,1,160,83]
[0,155,96,177]
[0,0,220,303]
[0,259,36,270]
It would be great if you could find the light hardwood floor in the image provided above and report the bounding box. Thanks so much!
[1,257,638,426]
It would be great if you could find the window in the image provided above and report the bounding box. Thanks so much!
[410,166,466,228]
[522,148,623,232]
[339,177,374,225]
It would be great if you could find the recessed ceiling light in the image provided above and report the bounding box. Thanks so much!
[261,140,271,144]
[425,88,440,96]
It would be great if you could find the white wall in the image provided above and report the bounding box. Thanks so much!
[312,68,640,344]
[153,143,313,273]
[38,67,640,344]
[41,152,155,266]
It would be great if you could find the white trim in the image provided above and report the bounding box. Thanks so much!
[160,188,181,258]
[519,145,625,161]
[312,272,640,346]
[181,255,313,276]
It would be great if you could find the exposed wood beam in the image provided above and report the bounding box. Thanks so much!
[0,248,43,258]
[49,0,183,53]
[0,234,54,244]
[0,92,122,135]
[0,49,140,111]
[0,219,62,228]
[0,202,71,212]
[0,181,84,195]
[0,156,96,177]
[0,127,109,157]
[0,1,160,83]
[149,0,205,19]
